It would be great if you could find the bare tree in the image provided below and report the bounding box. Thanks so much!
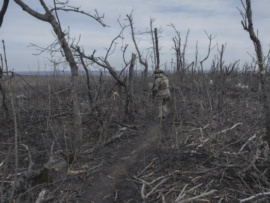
[169,24,182,72]
[72,21,130,88]
[78,50,93,104]
[13,0,106,148]
[150,18,157,69]
[74,46,127,87]
[218,44,225,72]
[126,53,136,121]
[0,0,9,28]
[238,0,270,147]
[0,54,8,113]
[127,13,149,78]
[154,28,160,70]
[168,24,191,83]
[71,22,139,120]
[199,31,216,72]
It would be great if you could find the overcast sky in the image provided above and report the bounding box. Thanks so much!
[0,0,270,72]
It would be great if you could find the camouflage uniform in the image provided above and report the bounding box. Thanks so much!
[152,69,171,120]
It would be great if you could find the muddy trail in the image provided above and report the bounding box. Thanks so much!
[81,119,170,203]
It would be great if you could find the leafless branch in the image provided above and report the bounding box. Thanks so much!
[0,0,9,27]
[199,31,216,71]
[175,190,217,203]
[53,6,108,27]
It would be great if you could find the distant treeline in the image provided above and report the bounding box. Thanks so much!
[14,69,255,76]
[14,70,154,76]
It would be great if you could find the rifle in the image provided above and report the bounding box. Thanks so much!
[152,84,157,98]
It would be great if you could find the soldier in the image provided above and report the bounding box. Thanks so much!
[152,69,171,120]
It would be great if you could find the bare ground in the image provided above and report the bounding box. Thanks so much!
[81,119,161,203]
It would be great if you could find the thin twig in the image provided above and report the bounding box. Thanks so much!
[175,190,217,203]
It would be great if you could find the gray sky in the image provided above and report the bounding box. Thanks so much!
[0,0,270,72]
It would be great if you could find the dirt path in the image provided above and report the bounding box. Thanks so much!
[81,120,165,203]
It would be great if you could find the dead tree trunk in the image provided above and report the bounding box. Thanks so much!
[173,36,182,72]
[154,28,160,70]
[126,53,136,121]
[182,29,190,70]
[169,24,182,72]
[199,31,215,73]
[14,0,82,148]
[79,51,92,104]
[127,14,148,79]
[169,25,191,82]
[239,0,270,146]
[218,44,225,111]
[0,55,8,113]
[0,0,9,28]
[150,18,157,70]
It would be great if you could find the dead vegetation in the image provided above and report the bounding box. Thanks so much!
[1,0,270,202]
[1,67,270,203]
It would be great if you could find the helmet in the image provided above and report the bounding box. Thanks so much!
[154,69,163,74]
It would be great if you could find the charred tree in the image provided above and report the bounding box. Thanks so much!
[150,18,157,70]
[239,0,270,147]
[13,0,87,148]
[172,28,182,72]
[127,14,149,78]
[78,49,93,104]
[0,55,8,113]
[199,31,216,73]
[154,28,160,70]
[0,0,9,28]
[126,53,136,121]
